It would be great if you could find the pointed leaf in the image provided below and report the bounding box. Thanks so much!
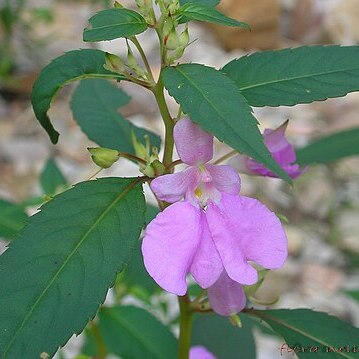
[121,204,160,293]
[99,306,178,359]
[223,46,359,107]
[83,9,147,42]
[0,178,146,358]
[296,127,359,165]
[192,314,256,359]
[40,158,68,195]
[245,309,359,358]
[31,49,125,144]
[0,199,28,240]
[178,3,249,29]
[71,79,160,154]
[162,64,291,182]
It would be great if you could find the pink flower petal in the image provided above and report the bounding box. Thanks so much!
[190,346,217,359]
[190,214,223,288]
[142,202,202,295]
[151,167,198,203]
[206,164,241,195]
[208,271,246,316]
[230,122,305,179]
[264,121,292,155]
[206,194,287,285]
[174,117,214,165]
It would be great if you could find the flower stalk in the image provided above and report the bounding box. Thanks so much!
[178,296,193,359]
[152,79,174,168]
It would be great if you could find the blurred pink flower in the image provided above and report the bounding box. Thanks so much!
[231,121,305,179]
[142,118,287,314]
[190,346,217,359]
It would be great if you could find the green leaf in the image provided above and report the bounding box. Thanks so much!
[145,204,160,225]
[245,309,359,358]
[40,158,68,195]
[71,79,160,154]
[178,3,249,29]
[31,49,125,144]
[192,314,256,359]
[296,127,359,165]
[162,64,291,182]
[0,177,146,358]
[83,9,147,42]
[222,46,359,107]
[122,245,158,294]
[0,199,28,239]
[180,0,220,6]
[120,204,159,293]
[99,306,178,359]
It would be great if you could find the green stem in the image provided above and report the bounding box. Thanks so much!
[118,151,147,165]
[90,322,108,359]
[155,13,167,67]
[130,36,155,83]
[213,149,238,165]
[122,71,152,89]
[152,79,174,167]
[178,296,193,359]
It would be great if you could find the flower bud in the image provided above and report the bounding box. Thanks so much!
[88,147,119,168]
[141,163,156,178]
[151,159,166,176]
[167,46,185,64]
[136,0,156,26]
[168,2,179,15]
[131,132,151,162]
[165,28,180,50]
[126,44,146,77]
[141,159,165,178]
[179,26,189,48]
[104,53,125,73]
[163,17,175,38]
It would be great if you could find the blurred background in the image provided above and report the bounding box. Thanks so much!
[1,0,359,358]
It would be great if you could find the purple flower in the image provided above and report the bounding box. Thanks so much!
[142,118,287,314]
[190,346,217,359]
[231,121,305,179]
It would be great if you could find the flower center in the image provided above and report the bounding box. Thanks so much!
[193,166,221,207]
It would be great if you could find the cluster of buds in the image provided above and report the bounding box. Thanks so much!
[132,132,165,178]
[161,0,180,15]
[163,17,190,64]
[135,0,156,26]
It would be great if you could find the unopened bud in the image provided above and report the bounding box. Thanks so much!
[168,2,179,15]
[141,163,156,178]
[131,132,150,162]
[151,159,166,176]
[126,44,146,77]
[88,147,119,168]
[179,26,189,47]
[163,17,175,37]
[104,53,125,73]
[167,46,185,64]
[165,28,180,50]
[136,0,156,26]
